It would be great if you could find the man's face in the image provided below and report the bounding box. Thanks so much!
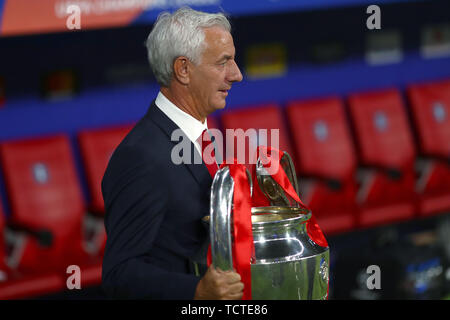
[188,26,243,118]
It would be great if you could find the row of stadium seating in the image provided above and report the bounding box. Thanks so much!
[0,127,132,299]
[216,79,450,234]
[0,78,449,299]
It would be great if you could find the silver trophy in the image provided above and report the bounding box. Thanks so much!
[206,152,330,300]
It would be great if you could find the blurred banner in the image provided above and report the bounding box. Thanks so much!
[421,24,450,59]
[245,43,287,79]
[0,0,419,37]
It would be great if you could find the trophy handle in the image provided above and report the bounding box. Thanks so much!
[256,150,300,207]
[209,166,252,271]
[209,166,235,271]
[280,151,300,198]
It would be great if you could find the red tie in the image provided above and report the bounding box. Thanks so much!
[198,129,219,178]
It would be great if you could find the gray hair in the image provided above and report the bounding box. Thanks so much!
[145,7,231,87]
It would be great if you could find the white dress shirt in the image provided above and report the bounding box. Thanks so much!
[154,91,208,156]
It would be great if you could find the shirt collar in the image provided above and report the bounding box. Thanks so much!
[154,91,208,143]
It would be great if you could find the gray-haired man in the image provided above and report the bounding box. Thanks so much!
[101,7,244,299]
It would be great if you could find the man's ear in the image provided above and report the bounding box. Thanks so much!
[173,56,190,85]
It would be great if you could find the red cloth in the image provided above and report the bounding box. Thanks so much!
[252,146,328,248]
[206,160,254,300]
[228,163,253,300]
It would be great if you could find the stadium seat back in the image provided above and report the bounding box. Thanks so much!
[0,202,7,271]
[347,89,417,226]
[286,97,357,179]
[407,80,450,215]
[220,103,295,172]
[78,125,132,214]
[348,88,416,168]
[0,135,85,272]
[407,80,450,157]
[286,97,358,234]
[207,116,220,131]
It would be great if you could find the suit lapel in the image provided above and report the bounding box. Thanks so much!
[144,101,213,189]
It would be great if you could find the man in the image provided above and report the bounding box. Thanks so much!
[101,7,244,299]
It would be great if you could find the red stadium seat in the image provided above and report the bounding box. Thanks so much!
[207,115,220,131]
[78,125,132,214]
[0,202,7,273]
[0,200,65,299]
[220,103,295,174]
[407,79,450,216]
[286,97,358,235]
[347,88,417,228]
[0,135,102,291]
[0,202,11,287]
[78,125,132,255]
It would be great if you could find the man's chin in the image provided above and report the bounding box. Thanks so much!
[212,101,227,111]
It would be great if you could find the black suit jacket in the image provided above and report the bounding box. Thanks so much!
[101,101,213,299]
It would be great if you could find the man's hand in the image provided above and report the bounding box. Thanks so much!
[194,265,244,300]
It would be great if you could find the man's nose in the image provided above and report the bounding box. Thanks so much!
[228,60,243,83]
